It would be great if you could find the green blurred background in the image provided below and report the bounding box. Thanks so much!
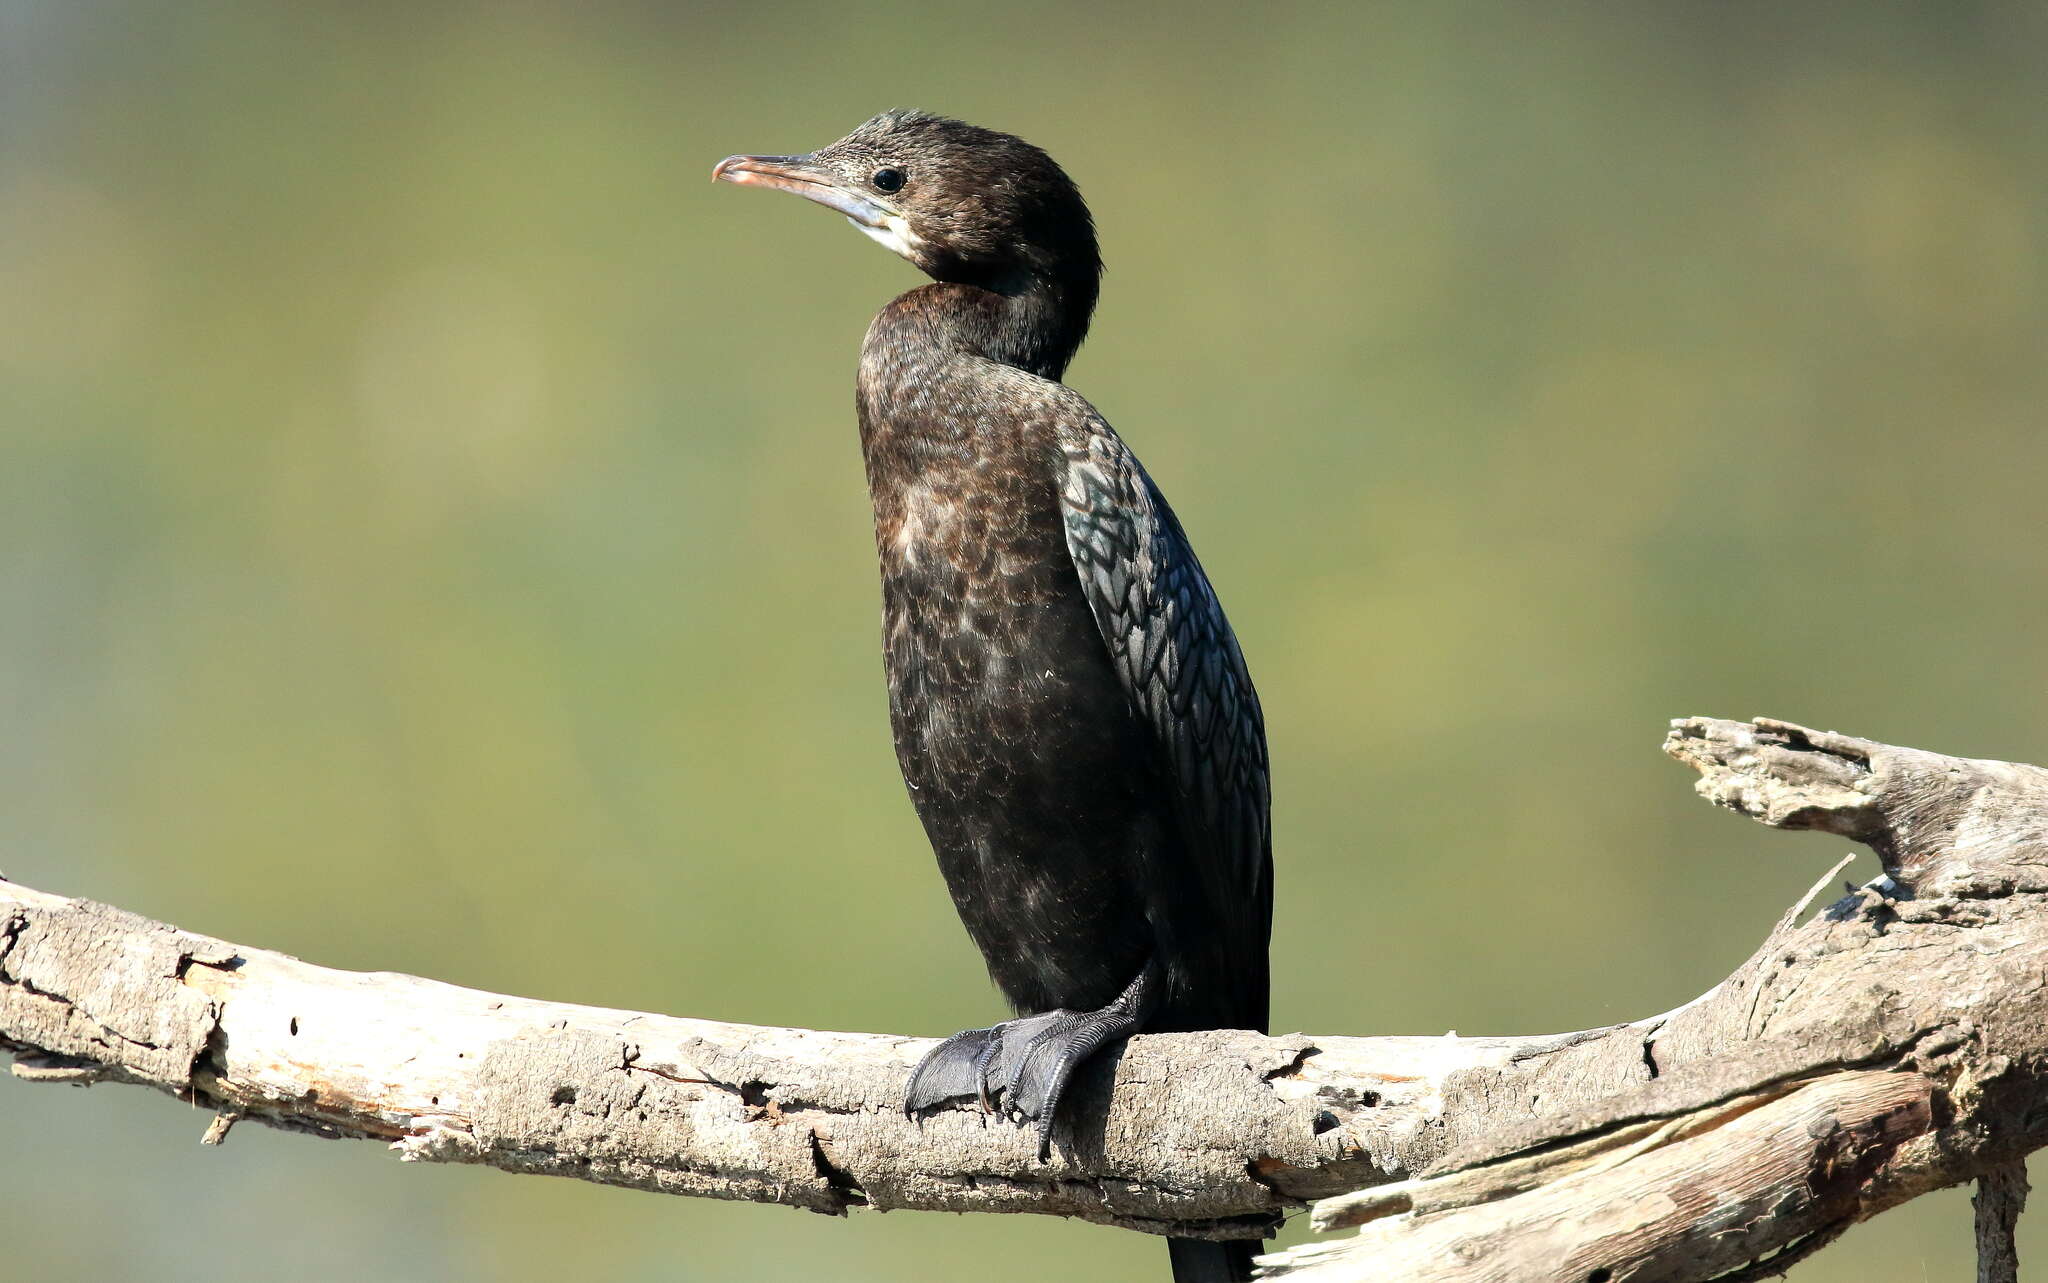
[3,1,2044,1278]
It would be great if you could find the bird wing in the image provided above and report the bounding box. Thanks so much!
[1056,411,1274,968]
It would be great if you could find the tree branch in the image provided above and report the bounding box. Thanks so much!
[3,717,2045,1281]
[1975,1160,2030,1283]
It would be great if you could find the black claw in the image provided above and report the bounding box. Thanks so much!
[903,961,1165,1161]
[1008,1009,1140,1141]
[904,1025,1003,1116]
[1000,1010,1080,1110]
[971,1032,1005,1111]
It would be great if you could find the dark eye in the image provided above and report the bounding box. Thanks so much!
[871,168,906,194]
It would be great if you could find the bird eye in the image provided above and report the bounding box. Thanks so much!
[871,168,907,194]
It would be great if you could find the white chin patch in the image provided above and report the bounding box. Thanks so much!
[851,214,921,261]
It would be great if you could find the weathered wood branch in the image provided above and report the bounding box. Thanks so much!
[3,717,2046,1282]
[1975,1159,2029,1283]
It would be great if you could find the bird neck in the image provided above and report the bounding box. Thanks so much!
[904,262,1098,382]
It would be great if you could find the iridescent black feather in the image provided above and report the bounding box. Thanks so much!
[1058,415,1272,1032]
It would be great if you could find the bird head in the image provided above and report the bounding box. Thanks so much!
[714,110,1100,296]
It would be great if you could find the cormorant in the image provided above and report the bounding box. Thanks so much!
[715,110,1272,1283]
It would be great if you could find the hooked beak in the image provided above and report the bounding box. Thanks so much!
[711,153,890,229]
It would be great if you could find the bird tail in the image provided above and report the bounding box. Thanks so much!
[1167,1237,1258,1282]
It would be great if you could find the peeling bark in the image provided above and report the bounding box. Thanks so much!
[3,717,2046,1282]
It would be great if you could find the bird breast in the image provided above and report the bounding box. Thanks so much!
[869,440,1114,771]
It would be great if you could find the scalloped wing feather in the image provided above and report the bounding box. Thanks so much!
[1057,413,1274,980]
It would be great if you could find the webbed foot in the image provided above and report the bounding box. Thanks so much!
[903,960,1161,1160]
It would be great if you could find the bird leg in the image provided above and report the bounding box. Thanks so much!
[904,959,1162,1161]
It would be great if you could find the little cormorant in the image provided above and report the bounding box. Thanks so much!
[715,110,1272,1283]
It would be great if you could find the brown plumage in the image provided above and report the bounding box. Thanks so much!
[717,111,1272,1283]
